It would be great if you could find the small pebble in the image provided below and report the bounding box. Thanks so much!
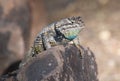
[108,60,116,68]
[48,63,52,66]
[117,48,120,56]
[98,0,109,5]
[99,30,111,41]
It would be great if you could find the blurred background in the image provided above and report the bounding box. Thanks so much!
[0,0,120,81]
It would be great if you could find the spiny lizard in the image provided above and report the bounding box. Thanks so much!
[32,16,84,57]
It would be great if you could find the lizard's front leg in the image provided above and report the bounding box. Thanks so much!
[42,33,57,50]
[69,37,84,58]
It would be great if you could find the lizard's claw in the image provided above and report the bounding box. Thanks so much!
[72,38,84,59]
[75,44,84,59]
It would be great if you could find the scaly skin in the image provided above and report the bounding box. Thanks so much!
[32,16,85,57]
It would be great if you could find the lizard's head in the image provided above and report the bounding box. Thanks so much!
[55,16,85,40]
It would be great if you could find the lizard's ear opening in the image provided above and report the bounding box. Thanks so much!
[55,27,62,35]
[55,27,65,39]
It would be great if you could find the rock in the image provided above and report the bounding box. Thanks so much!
[17,45,98,81]
[0,0,31,75]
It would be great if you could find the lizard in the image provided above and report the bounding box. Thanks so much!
[19,16,85,67]
[32,16,85,57]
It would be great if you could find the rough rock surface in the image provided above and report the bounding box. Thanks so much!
[16,45,98,81]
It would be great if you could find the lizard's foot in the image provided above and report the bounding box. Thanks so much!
[49,41,57,47]
[70,38,84,59]
[75,44,84,59]
[74,44,84,59]
[32,45,43,57]
[43,35,57,50]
